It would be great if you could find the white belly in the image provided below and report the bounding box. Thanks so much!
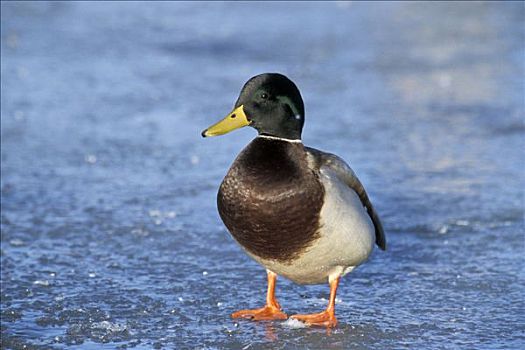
[247,168,375,285]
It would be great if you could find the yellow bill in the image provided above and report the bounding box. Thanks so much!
[201,105,250,137]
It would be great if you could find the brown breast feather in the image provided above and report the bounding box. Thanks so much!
[217,138,324,263]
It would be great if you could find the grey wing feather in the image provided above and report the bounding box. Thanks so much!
[306,147,386,250]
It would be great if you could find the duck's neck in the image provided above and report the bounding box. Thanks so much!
[238,136,307,179]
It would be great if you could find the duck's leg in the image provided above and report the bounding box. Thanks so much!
[231,270,288,320]
[291,276,339,327]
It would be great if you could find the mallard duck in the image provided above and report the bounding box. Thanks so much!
[202,73,386,327]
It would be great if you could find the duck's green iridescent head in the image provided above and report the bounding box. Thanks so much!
[202,73,305,140]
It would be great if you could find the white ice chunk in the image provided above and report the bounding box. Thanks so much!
[85,154,97,164]
[9,239,25,246]
[282,318,308,329]
[33,280,50,286]
[149,210,161,217]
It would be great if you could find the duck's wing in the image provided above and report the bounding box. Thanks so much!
[306,147,386,250]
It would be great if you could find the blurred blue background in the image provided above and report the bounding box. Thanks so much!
[1,1,524,349]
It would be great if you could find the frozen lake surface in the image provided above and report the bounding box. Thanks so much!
[1,2,524,349]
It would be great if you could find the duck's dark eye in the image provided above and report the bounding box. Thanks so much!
[260,93,268,99]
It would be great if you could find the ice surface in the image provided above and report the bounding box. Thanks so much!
[1,1,523,349]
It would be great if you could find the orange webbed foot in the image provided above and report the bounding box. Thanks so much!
[231,305,288,321]
[291,310,337,328]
